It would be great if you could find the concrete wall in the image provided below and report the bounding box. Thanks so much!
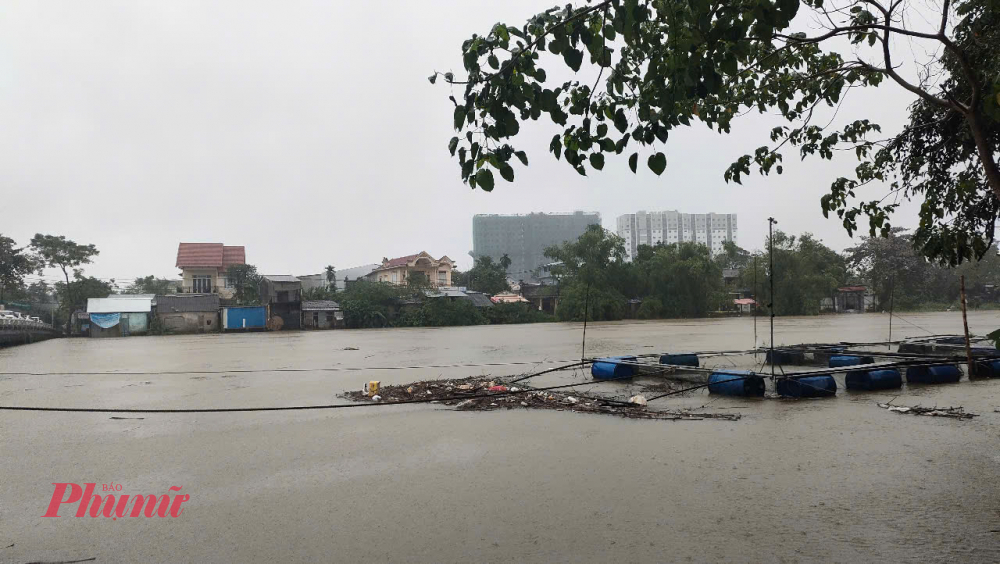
[158,311,220,333]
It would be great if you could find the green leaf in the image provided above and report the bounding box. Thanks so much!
[647,152,666,175]
[563,48,583,72]
[597,123,608,137]
[428,74,437,84]
[514,151,528,166]
[454,106,465,130]
[613,109,628,133]
[589,153,604,170]
[535,68,546,82]
[448,137,459,156]
[499,163,515,182]
[488,54,499,69]
[549,135,562,160]
[476,169,495,191]
[629,153,638,173]
[776,165,783,174]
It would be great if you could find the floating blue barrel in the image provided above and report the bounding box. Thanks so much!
[905,364,962,384]
[812,346,847,364]
[659,353,699,367]
[765,349,806,365]
[973,359,1000,378]
[829,355,875,368]
[776,374,837,398]
[591,356,637,380]
[708,370,765,397]
[845,369,902,391]
[971,346,998,357]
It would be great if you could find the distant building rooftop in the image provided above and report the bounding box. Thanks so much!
[301,300,341,311]
[87,297,152,313]
[261,275,301,283]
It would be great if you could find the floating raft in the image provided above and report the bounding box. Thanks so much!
[829,355,875,368]
[765,349,806,365]
[708,370,765,397]
[973,359,1000,378]
[777,374,837,398]
[845,369,902,391]
[591,356,637,380]
[905,364,962,384]
[659,353,699,368]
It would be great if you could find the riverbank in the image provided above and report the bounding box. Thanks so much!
[2,312,999,562]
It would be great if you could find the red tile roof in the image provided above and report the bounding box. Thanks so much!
[383,253,421,268]
[222,246,246,269]
[176,243,245,269]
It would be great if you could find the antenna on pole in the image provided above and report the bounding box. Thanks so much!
[768,217,777,380]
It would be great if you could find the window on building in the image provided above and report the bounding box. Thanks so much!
[438,271,447,285]
[192,275,212,293]
[313,312,319,324]
[326,313,334,324]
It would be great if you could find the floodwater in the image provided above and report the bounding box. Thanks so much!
[2,312,999,562]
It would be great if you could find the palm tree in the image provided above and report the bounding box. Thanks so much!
[324,265,336,289]
[499,253,512,271]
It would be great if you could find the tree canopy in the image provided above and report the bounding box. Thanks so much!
[225,264,262,305]
[435,0,1000,264]
[30,234,99,332]
[0,234,37,303]
[124,275,176,295]
[455,255,512,294]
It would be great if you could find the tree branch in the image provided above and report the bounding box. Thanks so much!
[491,1,612,81]
[939,0,951,35]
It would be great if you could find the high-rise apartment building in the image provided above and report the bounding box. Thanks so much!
[472,212,601,280]
[616,211,737,260]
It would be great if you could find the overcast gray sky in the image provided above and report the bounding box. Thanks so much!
[1,1,922,286]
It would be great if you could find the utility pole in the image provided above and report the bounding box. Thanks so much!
[768,217,777,379]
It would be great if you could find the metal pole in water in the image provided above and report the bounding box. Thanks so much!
[581,282,591,361]
[768,218,776,379]
[753,255,757,350]
[961,274,975,377]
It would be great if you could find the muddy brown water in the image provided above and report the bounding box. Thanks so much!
[1,312,999,562]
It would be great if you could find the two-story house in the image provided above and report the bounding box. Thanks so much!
[366,252,454,287]
[175,243,246,298]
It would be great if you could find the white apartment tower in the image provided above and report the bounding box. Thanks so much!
[616,211,738,260]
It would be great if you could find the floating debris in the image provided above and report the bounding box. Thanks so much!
[877,402,977,420]
[343,376,740,421]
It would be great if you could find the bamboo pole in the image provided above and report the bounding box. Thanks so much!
[961,275,975,377]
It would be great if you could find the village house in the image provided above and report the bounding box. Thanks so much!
[175,243,246,299]
[367,252,454,287]
[259,275,302,330]
[86,296,153,337]
[155,294,220,333]
[301,300,342,329]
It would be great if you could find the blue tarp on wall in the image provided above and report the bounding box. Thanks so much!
[90,313,121,329]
